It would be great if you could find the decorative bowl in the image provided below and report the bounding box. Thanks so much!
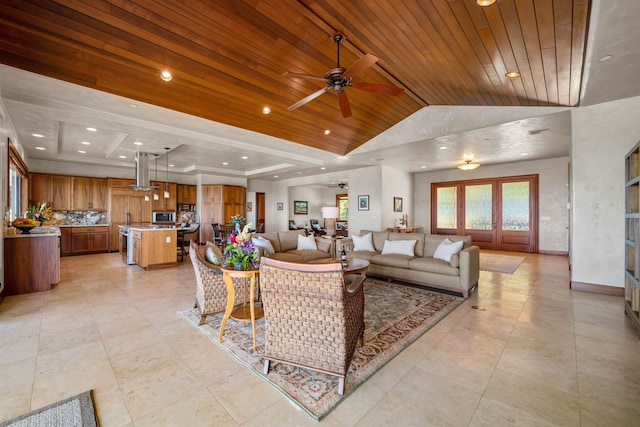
[13,224,39,234]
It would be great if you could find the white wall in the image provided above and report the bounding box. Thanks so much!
[570,95,640,288]
[382,165,413,228]
[414,157,570,253]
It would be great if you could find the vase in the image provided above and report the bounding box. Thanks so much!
[233,262,243,269]
[235,223,241,233]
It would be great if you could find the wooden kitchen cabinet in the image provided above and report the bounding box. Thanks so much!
[28,173,71,210]
[60,227,72,256]
[108,185,152,251]
[177,184,197,205]
[200,185,245,243]
[131,229,177,269]
[3,235,60,295]
[70,226,109,254]
[71,177,107,210]
[150,181,177,211]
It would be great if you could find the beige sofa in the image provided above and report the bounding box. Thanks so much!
[337,230,480,297]
[252,229,334,263]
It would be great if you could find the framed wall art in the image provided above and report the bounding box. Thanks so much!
[394,197,403,212]
[358,195,369,211]
[293,200,308,215]
[277,202,283,211]
[246,202,252,212]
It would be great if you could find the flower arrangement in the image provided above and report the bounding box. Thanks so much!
[224,223,257,268]
[25,201,52,223]
[230,214,245,225]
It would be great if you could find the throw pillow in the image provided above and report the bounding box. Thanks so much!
[205,245,224,265]
[381,239,416,256]
[297,234,318,251]
[352,232,376,252]
[433,238,464,263]
[252,236,275,256]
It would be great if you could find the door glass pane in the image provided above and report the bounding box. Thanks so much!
[465,184,492,230]
[502,182,530,231]
[436,187,457,229]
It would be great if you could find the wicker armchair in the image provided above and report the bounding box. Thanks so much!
[259,257,365,395]
[189,240,245,325]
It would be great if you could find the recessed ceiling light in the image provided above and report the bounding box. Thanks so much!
[241,156,248,160]
[439,146,447,150]
[169,164,174,167]
[222,162,229,165]
[262,106,271,114]
[320,167,326,170]
[86,127,97,132]
[134,141,143,145]
[274,175,278,178]
[521,152,529,156]
[118,155,127,159]
[35,146,46,150]
[599,55,613,62]
[32,133,44,138]
[477,0,496,5]
[160,70,172,82]
[130,103,137,108]
[421,165,427,168]
[81,141,91,145]
[324,129,331,135]
[78,150,87,154]
[506,71,521,78]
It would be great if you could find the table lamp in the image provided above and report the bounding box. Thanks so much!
[321,206,340,236]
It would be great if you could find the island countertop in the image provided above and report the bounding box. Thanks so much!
[4,226,61,238]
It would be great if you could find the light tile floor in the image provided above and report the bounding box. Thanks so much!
[1,251,639,426]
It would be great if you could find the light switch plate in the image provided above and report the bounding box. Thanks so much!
[166,236,171,243]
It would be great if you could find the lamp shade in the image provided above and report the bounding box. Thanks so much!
[321,207,340,219]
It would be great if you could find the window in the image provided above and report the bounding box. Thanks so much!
[8,140,27,221]
[336,193,348,220]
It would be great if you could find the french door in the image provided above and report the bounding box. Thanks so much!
[431,175,538,252]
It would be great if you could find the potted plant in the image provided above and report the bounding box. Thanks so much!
[223,223,257,269]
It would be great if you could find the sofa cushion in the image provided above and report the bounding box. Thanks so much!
[268,252,304,262]
[424,235,471,258]
[388,232,425,257]
[252,236,275,256]
[360,230,389,252]
[381,239,416,256]
[287,249,331,262]
[352,233,375,252]
[408,257,460,276]
[371,253,414,269]
[255,232,281,253]
[296,234,318,250]
[433,237,464,262]
[348,251,380,262]
[279,230,305,252]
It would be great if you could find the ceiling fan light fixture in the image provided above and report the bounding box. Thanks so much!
[457,160,480,170]
[477,0,496,6]
[160,70,172,82]
[506,71,521,78]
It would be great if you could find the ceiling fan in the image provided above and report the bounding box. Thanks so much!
[283,33,404,118]
[328,181,348,189]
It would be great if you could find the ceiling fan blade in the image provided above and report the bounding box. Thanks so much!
[352,81,404,96]
[343,53,379,79]
[287,87,330,111]
[337,91,352,118]
[282,71,329,83]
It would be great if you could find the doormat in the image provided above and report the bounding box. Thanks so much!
[178,278,464,420]
[480,253,525,274]
[0,390,97,427]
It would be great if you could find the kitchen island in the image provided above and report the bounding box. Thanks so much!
[126,225,180,270]
[3,226,61,296]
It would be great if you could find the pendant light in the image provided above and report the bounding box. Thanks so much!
[153,154,160,200]
[163,147,170,199]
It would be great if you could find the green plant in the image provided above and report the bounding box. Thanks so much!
[224,223,257,268]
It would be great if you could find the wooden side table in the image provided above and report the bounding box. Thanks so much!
[219,265,263,351]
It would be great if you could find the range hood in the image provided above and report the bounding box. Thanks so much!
[130,152,158,191]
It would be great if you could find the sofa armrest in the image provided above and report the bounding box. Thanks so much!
[315,236,335,256]
[459,245,480,291]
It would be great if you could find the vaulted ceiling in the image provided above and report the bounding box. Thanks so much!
[0,0,589,158]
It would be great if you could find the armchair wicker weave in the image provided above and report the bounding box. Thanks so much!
[189,240,246,325]
[259,257,365,395]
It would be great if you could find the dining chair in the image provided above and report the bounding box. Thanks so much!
[211,223,224,248]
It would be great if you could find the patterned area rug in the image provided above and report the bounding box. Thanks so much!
[0,390,97,427]
[480,253,525,274]
[178,278,464,420]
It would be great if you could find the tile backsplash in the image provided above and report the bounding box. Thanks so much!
[49,211,108,226]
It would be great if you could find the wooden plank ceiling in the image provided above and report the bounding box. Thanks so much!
[0,0,589,155]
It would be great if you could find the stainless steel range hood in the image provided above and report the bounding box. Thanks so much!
[130,152,158,191]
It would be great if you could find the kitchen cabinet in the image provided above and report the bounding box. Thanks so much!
[131,228,177,269]
[150,181,177,211]
[28,173,71,210]
[177,184,197,205]
[70,226,109,254]
[60,226,72,256]
[3,234,60,295]
[200,185,245,243]
[71,177,107,210]
[108,183,152,252]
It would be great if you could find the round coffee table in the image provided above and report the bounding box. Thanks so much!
[307,258,369,275]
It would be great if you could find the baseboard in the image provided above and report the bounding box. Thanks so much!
[570,281,624,296]
[538,250,568,256]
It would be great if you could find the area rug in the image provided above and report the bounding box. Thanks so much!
[178,278,464,420]
[480,253,525,274]
[0,390,97,427]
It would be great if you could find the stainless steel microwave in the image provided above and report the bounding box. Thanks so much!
[152,211,176,223]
